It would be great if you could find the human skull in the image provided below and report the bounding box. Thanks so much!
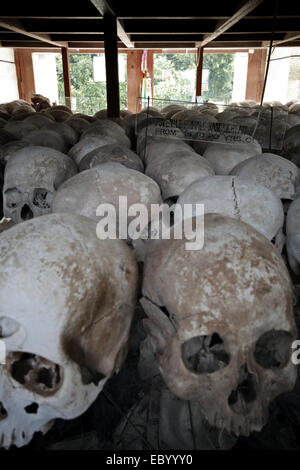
[4,121,37,141]
[230,153,299,200]
[141,214,297,436]
[79,143,144,173]
[0,213,138,448]
[177,176,284,247]
[138,134,188,164]
[283,124,300,166]
[81,120,131,148]
[22,129,68,153]
[0,141,28,167]
[69,135,118,165]
[52,162,162,241]
[286,193,300,274]
[65,117,90,138]
[145,150,215,200]
[3,146,77,223]
[203,138,262,175]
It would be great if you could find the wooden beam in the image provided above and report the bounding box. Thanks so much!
[245,49,267,102]
[14,49,35,103]
[147,51,154,99]
[0,19,67,47]
[197,0,264,47]
[117,19,134,48]
[103,13,120,117]
[89,0,134,47]
[127,50,143,112]
[264,32,300,47]
[196,47,204,97]
[61,47,72,107]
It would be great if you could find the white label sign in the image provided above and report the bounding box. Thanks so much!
[93,55,126,82]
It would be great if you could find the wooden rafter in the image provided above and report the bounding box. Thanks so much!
[89,0,134,47]
[263,32,300,46]
[197,0,264,47]
[0,18,67,47]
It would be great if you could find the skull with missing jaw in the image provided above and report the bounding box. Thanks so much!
[141,214,297,436]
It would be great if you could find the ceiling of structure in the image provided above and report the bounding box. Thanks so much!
[0,0,300,50]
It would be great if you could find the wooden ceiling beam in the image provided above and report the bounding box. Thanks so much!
[89,0,134,47]
[198,0,264,47]
[264,31,300,46]
[0,18,67,47]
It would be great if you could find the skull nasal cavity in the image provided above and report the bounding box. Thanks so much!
[181,333,230,373]
[24,403,39,414]
[21,204,33,221]
[228,364,257,416]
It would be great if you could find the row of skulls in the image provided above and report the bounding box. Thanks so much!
[0,97,299,448]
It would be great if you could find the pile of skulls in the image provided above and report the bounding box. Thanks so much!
[0,95,300,450]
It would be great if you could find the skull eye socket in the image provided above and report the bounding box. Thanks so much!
[4,188,22,208]
[254,329,293,369]
[32,188,53,210]
[181,333,230,374]
[8,352,64,397]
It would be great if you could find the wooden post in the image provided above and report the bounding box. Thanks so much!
[14,49,35,103]
[147,51,154,99]
[61,47,71,108]
[103,12,120,118]
[245,49,267,102]
[196,47,204,98]
[127,50,143,113]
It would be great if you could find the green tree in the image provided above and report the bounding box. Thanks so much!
[55,52,235,115]
[202,53,234,103]
[56,53,127,115]
[153,52,234,105]
[154,54,196,103]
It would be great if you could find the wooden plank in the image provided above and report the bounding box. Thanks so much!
[14,49,35,103]
[90,0,134,47]
[264,32,300,47]
[0,18,67,47]
[117,19,134,48]
[196,47,204,97]
[147,50,154,99]
[126,50,143,112]
[245,49,267,102]
[103,13,120,117]
[198,0,264,47]
[61,47,72,107]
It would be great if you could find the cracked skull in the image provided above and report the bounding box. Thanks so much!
[141,214,297,436]
[3,146,77,223]
[177,176,285,252]
[0,213,138,448]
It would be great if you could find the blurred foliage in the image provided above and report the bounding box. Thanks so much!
[154,53,234,104]
[154,53,197,102]
[56,53,127,115]
[55,52,235,115]
[203,53,235,103]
